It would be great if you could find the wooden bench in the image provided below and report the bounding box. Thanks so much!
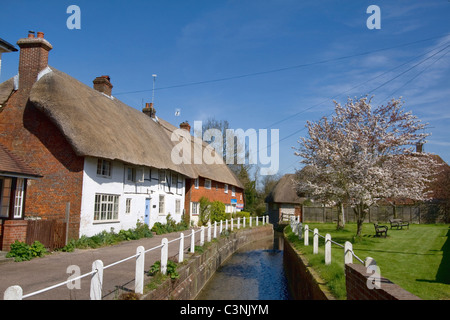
[389,218,409,230]
[374,224,388,237]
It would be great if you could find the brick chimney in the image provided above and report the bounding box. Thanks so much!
[416,142,423,153]
[93,75,113,96]
[16,31,53,91]
[142,102,156,118]
[180,121,191,133]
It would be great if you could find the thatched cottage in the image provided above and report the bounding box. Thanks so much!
[265,174,306,224]
[0,32,243,247]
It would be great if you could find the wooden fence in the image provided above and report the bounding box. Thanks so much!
[26,220,67,250]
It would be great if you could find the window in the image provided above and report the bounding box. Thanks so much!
[232,186,235,197]
[177,175,183,195]
[125,198,131,214]
[126,167,136,182]
[0,178,11,218]
[194,178,199,189]
[225,204,231,213]
[159,170,166,184]
[171,173,177,191]
[224,184,228,194]
[205,179,211,190]
[215,182,218,191]
[13,178,25,219]
[97,159,112,177]
[94,194,119,221]
[159,195,165,214]
[192,202,199,215]
[175,199,181,215]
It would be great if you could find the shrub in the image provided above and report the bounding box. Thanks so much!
[148,260,179,280]
[6,240,48,262]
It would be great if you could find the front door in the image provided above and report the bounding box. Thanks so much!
[144,198,151,226]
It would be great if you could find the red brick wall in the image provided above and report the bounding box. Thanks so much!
[0,86,84,241]
[185,177,244,216]
[345,263,421,300]
[1,220,28,251]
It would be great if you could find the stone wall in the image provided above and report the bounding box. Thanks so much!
[141,224,273,300]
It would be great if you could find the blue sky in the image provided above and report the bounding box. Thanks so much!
[1,0,449,177]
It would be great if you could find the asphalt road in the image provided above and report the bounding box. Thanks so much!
[0,229,200,300]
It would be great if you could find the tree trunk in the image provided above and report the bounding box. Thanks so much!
[354,203,369,238]
[336,202,345,230]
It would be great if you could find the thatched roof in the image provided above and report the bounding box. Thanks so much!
[23,67,242,187]
[0,77,14,105]
[265,174,306,204]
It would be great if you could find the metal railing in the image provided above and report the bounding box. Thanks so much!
[3,215,269,300]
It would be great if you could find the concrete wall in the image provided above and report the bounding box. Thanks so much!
[141,225,273,300]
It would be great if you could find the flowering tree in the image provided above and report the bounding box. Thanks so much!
[294,96,439,237]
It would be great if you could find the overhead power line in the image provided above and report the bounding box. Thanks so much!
[113,33,450,96]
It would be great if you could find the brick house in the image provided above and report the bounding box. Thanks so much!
[0,31,244,245]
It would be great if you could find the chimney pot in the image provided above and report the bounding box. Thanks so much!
[142,102,156,118]
[28,31,35,38]
[180,121,191,132]
[37,32,44,39]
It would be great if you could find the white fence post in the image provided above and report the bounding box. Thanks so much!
[243,217,246,228]
[237,217,240,229]
[231,218,234,231]
[179,233,184,263]
[4,285,23,300]
[213,221,217,239]
[220,220,223,234]
[135,246,145,295]
[190,229,195,253]
[225,219,228,230]
[325,234,331,265]
[256,216,259,226]
[304,225,309,246]
[344,241,353,265]
[90,260,104,300]
[365,257,376,267]
[161,238,168,275]
[250,216,252,227]
[207,222,211,242]
[200,226,205,246]
[313,228,319,254]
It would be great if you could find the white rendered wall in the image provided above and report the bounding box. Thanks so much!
[79,157,185,237]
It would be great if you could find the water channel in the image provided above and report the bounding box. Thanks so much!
[196,232,293,300]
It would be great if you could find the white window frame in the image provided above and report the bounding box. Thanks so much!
[224,184,228,194]
[159,194,165,215]
[97,159,112,178]
[94,194,119,222]
[194,178,199,189]
[192,202,199,215]
[232,186,235,197]
[125,198,132,214]
[205,179,211,190]
[175,199,181,215]
[13,178,25,219]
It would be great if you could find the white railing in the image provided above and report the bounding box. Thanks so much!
[289,217,375,267]
[3,215,269,300]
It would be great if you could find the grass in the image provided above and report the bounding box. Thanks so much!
[285,222,450,300]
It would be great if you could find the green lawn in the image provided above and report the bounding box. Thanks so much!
[284,222,450,300]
